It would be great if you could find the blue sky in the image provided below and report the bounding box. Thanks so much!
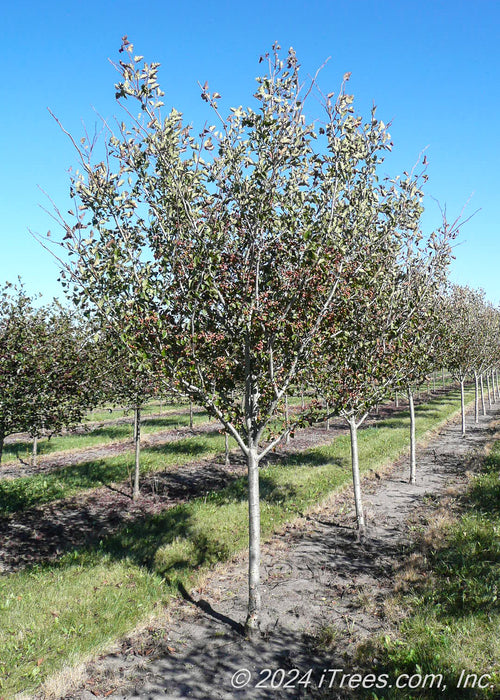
[1,0,499,303]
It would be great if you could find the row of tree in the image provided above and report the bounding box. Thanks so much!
[0,284,162,475]
[25,39,499,631]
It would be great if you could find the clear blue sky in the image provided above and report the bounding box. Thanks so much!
[1,0,499,303]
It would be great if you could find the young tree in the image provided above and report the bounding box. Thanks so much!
[443,285,484,436]
[0,282,39,462]
[47,40,434,631]
[0,286,99,463]
[313,218,454,532]
[99,328,161,500]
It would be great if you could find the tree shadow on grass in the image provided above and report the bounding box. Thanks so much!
[0,437,221,515]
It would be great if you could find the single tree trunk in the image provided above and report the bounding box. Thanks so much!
[189,399,194,430]
[474,372,479,423]
[460,379,466,437]
[492,372,498,403]
[246,446,261,634]
[348,417,365,536]
[0,431,4,464]
[132,405,141,501]
[442,368,446,390]
[301,389,305,411]
[480,375,486,416]
[408,387,416,484]
[326,400,330,431]
[495,370,499,402]
[486,373,492,409]
[32,435,38,467]
[285,393,290,443]
[395,390,399,408]
[225,431,230,467]
[433,372,436,392]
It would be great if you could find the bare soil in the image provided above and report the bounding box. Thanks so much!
[34,401,499,700]
[0,423,347,573]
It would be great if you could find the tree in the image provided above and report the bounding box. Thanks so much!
[99,327,161,500]
[0,285,99,463]
[0,282,39,462]
[313,216,454,532]
[443,285,484,436]
[47,40,435,631]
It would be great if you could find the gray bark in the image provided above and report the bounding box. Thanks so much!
[132,405,141,501]
[32,435,38,467]
[408,387,416,484]
[480,374,486,416]
[225,431,230,467]
[460,379,466,437]
[474,372,479,423]
[348,417,365,536]
[189,399,194,430]
[285,393,290,444]
[245,446,261,633]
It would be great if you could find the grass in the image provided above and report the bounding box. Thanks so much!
[354,439,500,698]
[0,388,475,696]
[0,429,231,514]
[1,409,210,463]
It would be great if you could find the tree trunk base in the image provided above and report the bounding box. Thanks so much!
[244,615,260,639]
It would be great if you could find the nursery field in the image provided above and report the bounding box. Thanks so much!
[2,386,497,699]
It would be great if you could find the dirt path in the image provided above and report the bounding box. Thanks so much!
[52,402,500,700]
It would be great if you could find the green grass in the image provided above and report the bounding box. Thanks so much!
[0,429,231,514]
[0,389,475,696]
[354,439,500,699]
[2,409,210,463]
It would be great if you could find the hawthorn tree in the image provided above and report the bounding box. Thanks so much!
[99,328,161,500]
[47,39,437,631]
[0,282,39,462]
[313,217,454,532]
[0,285,99,463]
[443,285,484,435]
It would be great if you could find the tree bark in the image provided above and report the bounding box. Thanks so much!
[460,378,466,437]
[486,373,492,408]
[132,405,141,501]
[348,417,365,536]
[301,389,305,411]
[474,372,479,423]
[225,431,230,467]
[442,368,446,390]
[326,400,330,431]
[480,374,486,416]
[492,371,498,403]
[32,435,38,467]
[395,390,399,408]
[189,399,194,430]
[285,393,290,443]
[0,431,4,464]
[408,387,416,484]
[245,446,261,634]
